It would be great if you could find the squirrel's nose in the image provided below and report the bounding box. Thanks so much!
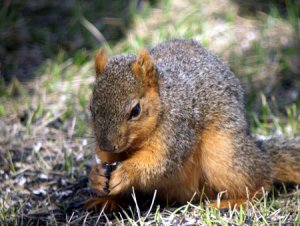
[101,141,118,152]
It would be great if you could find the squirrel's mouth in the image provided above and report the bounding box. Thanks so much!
[113,143,131,153]
[112,135,135,153]
[98,137,132,154]
[96,131,140,154]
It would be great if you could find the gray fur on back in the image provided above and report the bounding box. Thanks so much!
[149,39,248,164]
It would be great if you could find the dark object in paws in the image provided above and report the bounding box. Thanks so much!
[103,162,120,192]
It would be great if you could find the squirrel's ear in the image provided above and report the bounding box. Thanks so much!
[95,48,107,77]
[133,49,158,88]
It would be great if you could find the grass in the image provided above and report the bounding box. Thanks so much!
[80,188,299,225]
[0,0,299,225]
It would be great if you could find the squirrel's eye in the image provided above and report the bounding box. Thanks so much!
[129,103,141,120]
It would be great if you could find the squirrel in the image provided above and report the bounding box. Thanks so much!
[88,39,300,211]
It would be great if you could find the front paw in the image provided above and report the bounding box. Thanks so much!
[109,164,131,195]
[89,162,119,195]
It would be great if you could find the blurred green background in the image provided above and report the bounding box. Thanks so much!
[1,0,300,138]
[1,0,299,105]
[0,0,299,150]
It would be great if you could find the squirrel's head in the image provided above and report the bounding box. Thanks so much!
[90,48,161,153]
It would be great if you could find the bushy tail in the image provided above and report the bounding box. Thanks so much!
[256,136,300,184]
